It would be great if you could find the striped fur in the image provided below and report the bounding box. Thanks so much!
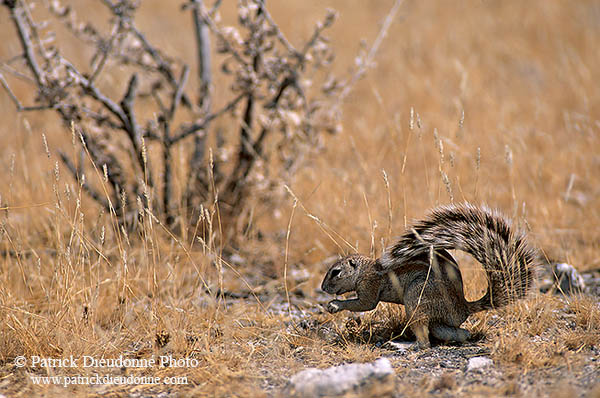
[378,203,539,310]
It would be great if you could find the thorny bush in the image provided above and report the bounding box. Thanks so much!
[1,0,348,236]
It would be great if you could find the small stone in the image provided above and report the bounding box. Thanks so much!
[228,253,244,265]
[386,341,413,352]
[554,263,585,294]
[285,358,394,397]
[467,356,493,372]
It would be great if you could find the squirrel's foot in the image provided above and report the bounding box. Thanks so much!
[326,300,342,313]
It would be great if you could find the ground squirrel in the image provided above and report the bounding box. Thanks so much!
[321,203,538,348]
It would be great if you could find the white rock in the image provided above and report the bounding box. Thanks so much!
[386,341,413,352]
[286,358,394,397]
[467,356,493,372]
[555,263,585,294]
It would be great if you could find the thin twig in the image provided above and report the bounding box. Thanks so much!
[162,66,190,225]
[170,93,244,144]
[196,6,246,66]
[168,66,190,121]
[257,0,298,57]
[119,73,154,187]
[5,1,45,86]
[187,0,213,202]
[0,62,34,83]
[59,151,111,211]
[0,72,23,109]
[20,0,49,65]
[191,0,212,110]
[283,197,298,318]
[338,0,404,102]
[284,185,356,253]
[187,0,213,207]
[65,62,128,126]
[162,143,173,224]
[80,106,122,130]
[130,26,193,109]
[299,9,337,60]
[89,22,120,83]
[75,126,126,209]
[151,89,167,115]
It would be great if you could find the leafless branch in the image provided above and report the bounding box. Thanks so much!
[0,72,58,111]
[190,0,212,110]
[58,150,110,211]
[338,0,405,102]
[162,65,190,225]
[196,5,246,66]
[119,73,155,187]
[0,62,34,82]
[80,106,122,130]
[170,93,244,144]
[89,23,120,83]
[169,66,190,121]
[162,141,173,224]
[300,9,337,61]
[75,125,128,210]
[0,72,23,109]
[2,0,387,232]
[186,0,215,204]
[6,1,45,86]
[20,0,49,63]
[129,26,193,109]
[256,0,298,57]
[63,63,128,126]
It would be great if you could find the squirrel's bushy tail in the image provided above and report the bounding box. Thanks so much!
[379,203,538,312]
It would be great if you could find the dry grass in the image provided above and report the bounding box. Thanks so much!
[1,0,599,397]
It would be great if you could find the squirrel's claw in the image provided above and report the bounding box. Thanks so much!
[326,300,341,313]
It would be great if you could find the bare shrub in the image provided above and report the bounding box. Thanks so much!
[1,0,344,232]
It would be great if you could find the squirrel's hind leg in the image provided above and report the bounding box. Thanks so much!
[410,322,431,349]
[430,324,471,343]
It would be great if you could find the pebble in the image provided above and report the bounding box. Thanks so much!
[285,358,394,397]
[467,356,493,372]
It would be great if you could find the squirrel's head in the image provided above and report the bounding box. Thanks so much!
[321,254,371,295]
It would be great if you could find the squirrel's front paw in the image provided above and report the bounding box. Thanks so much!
[326,300,342,313]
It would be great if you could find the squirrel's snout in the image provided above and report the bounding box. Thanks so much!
[321,275,335,294]
[321,278,330,293]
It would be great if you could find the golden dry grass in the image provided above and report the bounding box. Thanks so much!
[1,0,599,397]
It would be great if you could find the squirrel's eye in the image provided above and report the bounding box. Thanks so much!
[330,268,341,278]
[348,259,356,268]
